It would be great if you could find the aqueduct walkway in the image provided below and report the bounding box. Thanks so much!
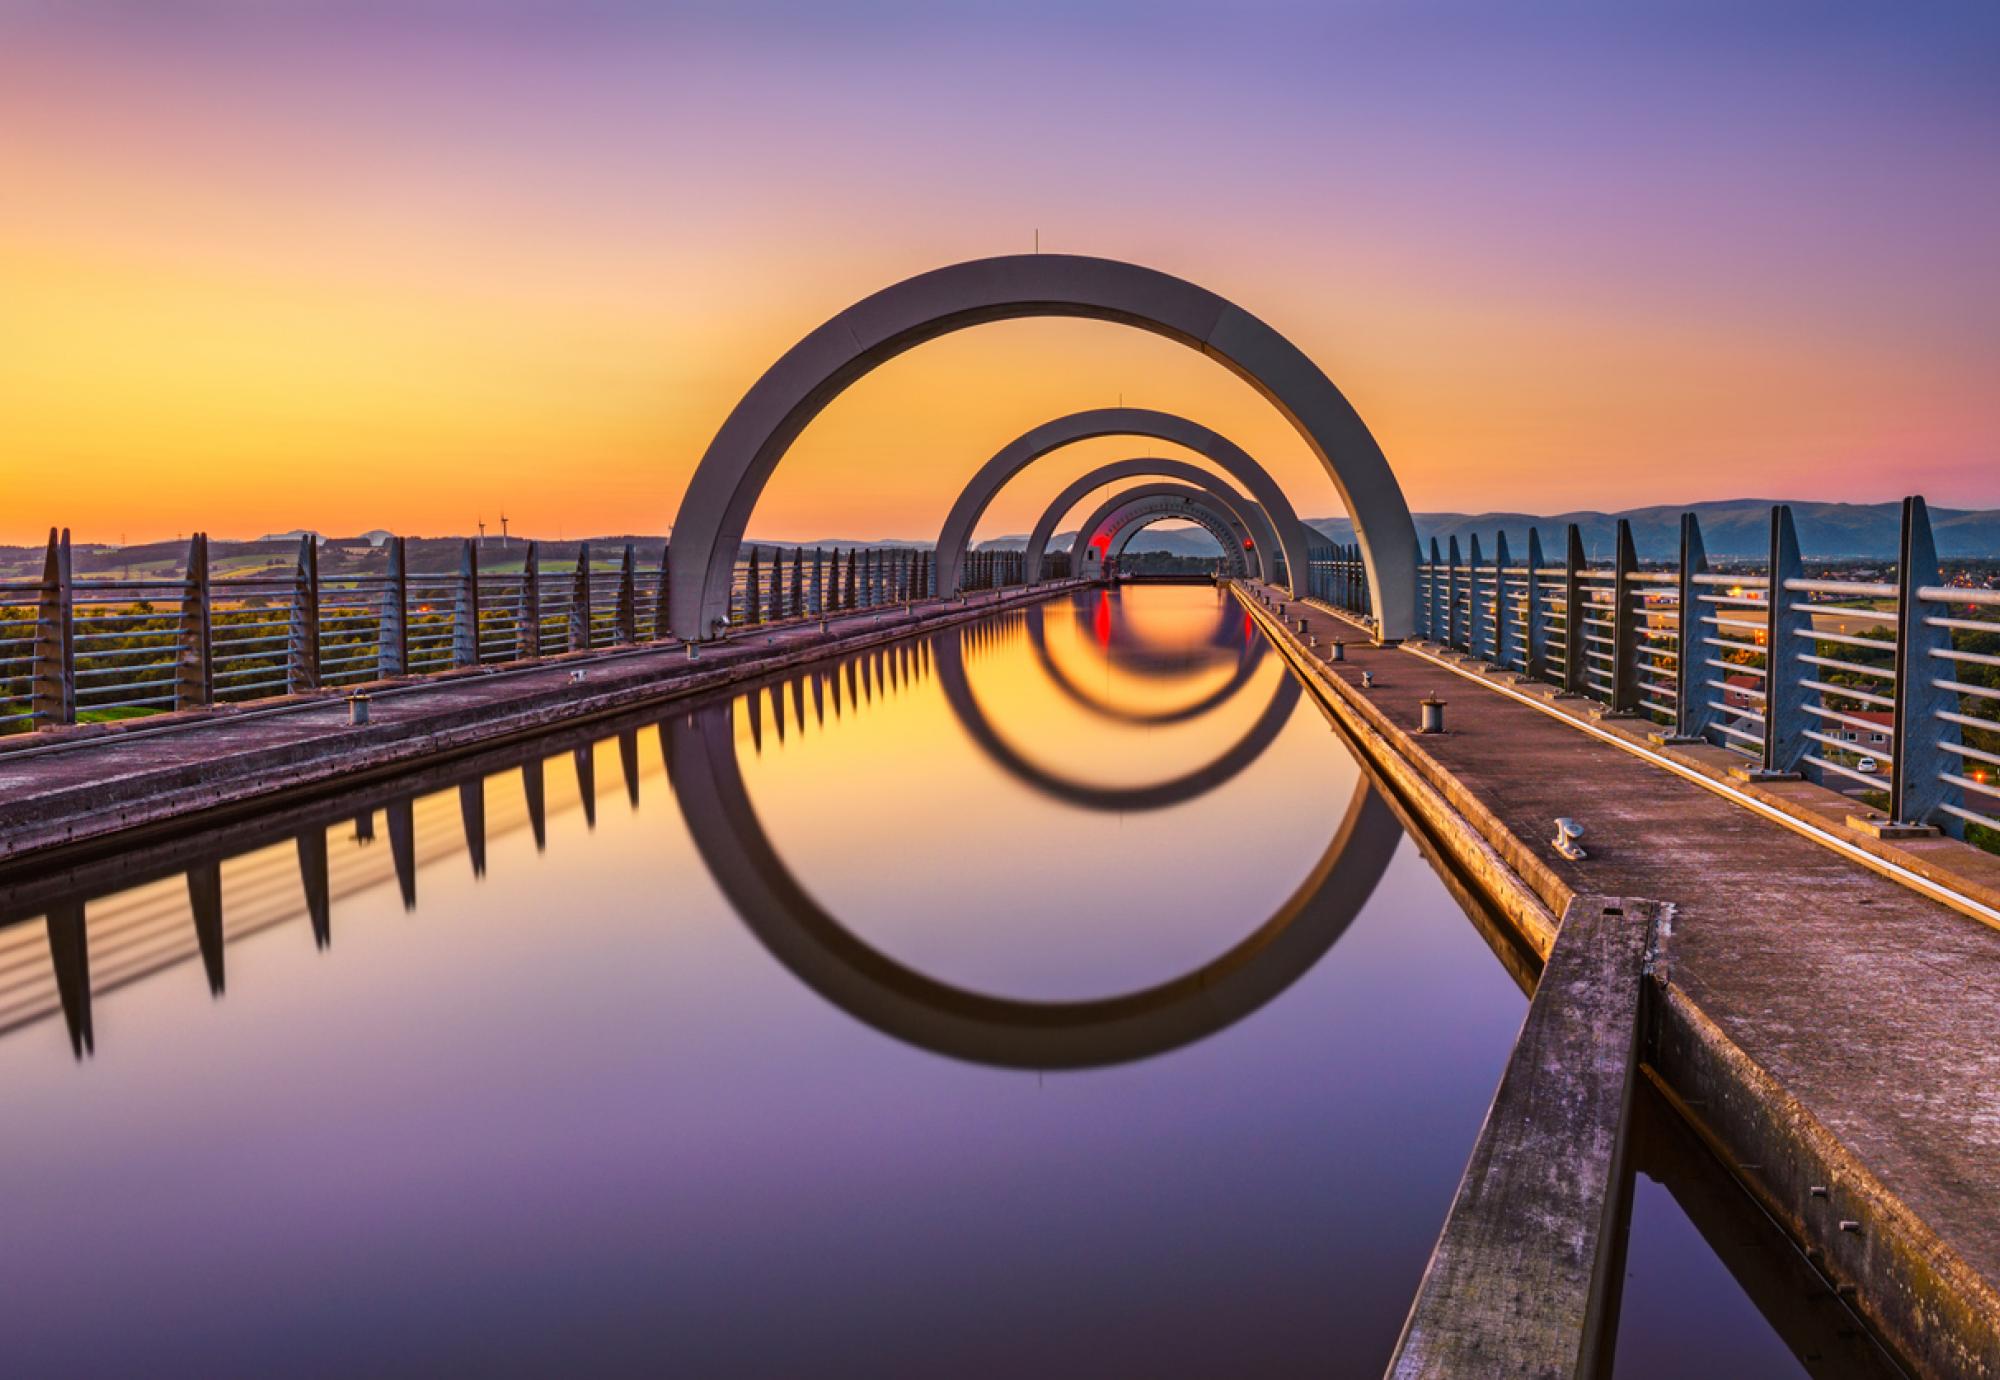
[1235,579,2000,1378]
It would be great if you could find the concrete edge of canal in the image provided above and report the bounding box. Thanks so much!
[1231,581,1999,1380]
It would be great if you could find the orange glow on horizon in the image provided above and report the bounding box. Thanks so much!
[4,20,1994,547]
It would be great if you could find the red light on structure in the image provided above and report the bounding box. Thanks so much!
[1243,539,1253,549]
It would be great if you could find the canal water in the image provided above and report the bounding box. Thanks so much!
[0,585,1866,1376]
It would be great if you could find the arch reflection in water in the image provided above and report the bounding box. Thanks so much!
[1025,593,1267,728]
[664,620,1400,1072]
[937,620,1299,814]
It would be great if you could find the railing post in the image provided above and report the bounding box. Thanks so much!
[1423,538,1441,640]
[1445,536,1463,650]
[810,548,824,615]
[1493,532,1515,671]
[791,546,805,618]
[453,539,481,667]
[32,527,75,728]
[653,542,670,643]
[1611,518,1640,713]
[1761,505,1813,776]
[569,542,594,650]
[769,543,786,620]
[1524,529,1548,682]
[843,549,857,609]
[288,535,320,693]
[1890,495,1962,833]
[1674,512,1714,742]
[516,540,539,661]
[175,532,213,710]
[1564,524,1587,695]
[380,535,408,677]
[617,543,637,644]
[1467,534,1488,660]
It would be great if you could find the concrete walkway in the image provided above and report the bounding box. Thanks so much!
[1237,583,1999,1379]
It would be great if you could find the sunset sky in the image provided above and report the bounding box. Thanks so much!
[4,2,1997,547]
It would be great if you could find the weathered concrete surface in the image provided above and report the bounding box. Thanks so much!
[0,583,1077,870]
[1390,895,1664,1379]
[1238,583,2000,1378]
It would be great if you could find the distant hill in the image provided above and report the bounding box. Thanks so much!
[8,498,1995,581]
[972,498,2000,562]
[1302,499,2000,562]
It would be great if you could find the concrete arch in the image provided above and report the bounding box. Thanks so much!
[667,256,1417,641]
[1020,456,1283,584]
[1091,498,1245,580]
[934,407,1317,595]
[1069,484,1248,580]
[1107,504,1230,565]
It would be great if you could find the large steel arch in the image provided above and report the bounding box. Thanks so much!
[933,407,1317,596]
[667,256,1418,641]
[1069,484,1247,580]
[1020,456,1283,584]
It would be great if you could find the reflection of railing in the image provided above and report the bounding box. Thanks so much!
[1369,498,2000,843]
[0,531,965,733]
[0,630,947,1057]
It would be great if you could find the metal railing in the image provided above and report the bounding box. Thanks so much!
[1391,498,2000,842]
[1,533,954,734]
[1305,543,1371,621]
[961,548,1024,591]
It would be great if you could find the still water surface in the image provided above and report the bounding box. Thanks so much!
[0,586,1849,1375]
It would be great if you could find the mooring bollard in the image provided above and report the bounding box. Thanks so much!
[1329,640,1346,662]
[1552,817,1587,861]
[348,693,370,726]
[1419,693,1447,734]
[1360,670,1375,689]
[570,668,588,683]
[686,642,699,660]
